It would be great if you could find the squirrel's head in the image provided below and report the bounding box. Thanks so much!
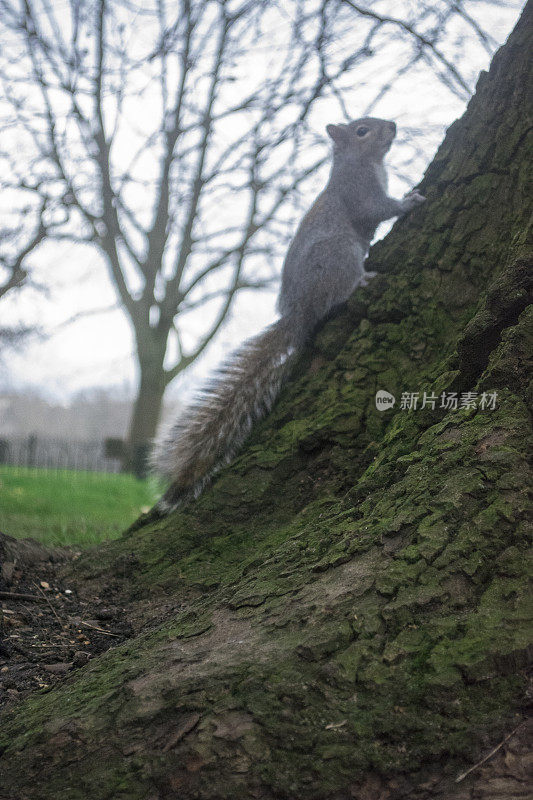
[326,117,396,161]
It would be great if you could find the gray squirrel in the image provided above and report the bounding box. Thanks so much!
[152,117,425,513]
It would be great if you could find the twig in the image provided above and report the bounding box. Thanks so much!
[455,721,525,783]
[78,620,119,637]
[33,582,63,627]
[0,591,45,602]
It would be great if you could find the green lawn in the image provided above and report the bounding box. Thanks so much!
[0,465,159,547]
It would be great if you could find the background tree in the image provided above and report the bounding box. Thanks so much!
[0,0,520,469]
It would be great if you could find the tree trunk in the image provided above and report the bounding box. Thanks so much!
[0,5,531,798]
[126,350,167,477]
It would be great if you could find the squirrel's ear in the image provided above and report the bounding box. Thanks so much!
[326,124,348,145]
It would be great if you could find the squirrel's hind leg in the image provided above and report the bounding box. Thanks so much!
[358,270,378,287]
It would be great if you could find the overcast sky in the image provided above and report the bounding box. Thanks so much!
[0,1,523,412]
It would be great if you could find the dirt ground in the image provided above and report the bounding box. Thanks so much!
[0,531,133,709]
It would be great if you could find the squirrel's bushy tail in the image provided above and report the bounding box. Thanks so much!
[152,315,305,512]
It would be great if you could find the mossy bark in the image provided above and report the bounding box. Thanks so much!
[1,5,532,799]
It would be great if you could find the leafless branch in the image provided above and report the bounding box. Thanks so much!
[341,0,472,98]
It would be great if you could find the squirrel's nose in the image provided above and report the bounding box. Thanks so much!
[388,121,396,136]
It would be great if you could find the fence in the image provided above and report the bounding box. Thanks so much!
[0,435,123,474]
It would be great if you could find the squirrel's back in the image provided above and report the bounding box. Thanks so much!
[279,188,366,324]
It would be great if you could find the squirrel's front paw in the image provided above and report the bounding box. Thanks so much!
[401,191,426,212]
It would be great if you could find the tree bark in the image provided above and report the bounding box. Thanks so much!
[0,5,531,798]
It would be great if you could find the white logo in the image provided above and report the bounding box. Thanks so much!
[375,390,396,411]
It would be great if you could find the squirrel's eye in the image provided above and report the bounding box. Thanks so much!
[356,126,369,137]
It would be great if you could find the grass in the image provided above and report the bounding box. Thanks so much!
[0,465,159,548]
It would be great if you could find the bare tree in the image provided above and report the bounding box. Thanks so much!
[0,214,49,346]
[0,0,519,469]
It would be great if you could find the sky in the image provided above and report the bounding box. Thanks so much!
[0,1,524,417]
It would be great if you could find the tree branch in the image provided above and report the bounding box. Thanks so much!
[341,0,472,98]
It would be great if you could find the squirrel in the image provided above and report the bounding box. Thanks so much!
[151,117,426,513]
